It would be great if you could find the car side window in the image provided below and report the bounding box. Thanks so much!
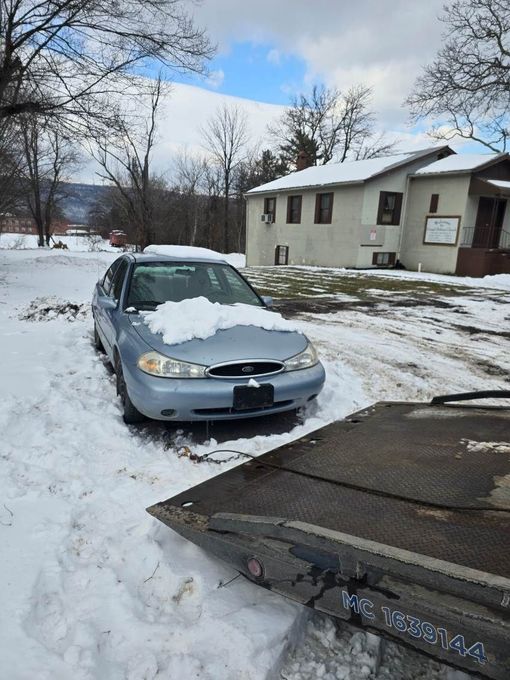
[111,260,129,301]
[102,259,122,295]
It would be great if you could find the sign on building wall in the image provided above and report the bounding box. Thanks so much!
[423,216,460,245]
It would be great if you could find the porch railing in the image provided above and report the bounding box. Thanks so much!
[460,225,510,249]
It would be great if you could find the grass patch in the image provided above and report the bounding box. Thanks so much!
[242,266,485,302]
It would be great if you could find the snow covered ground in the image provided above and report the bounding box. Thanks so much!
[0,232,120,252]
[1,246,508,679]
[0,234,247,270]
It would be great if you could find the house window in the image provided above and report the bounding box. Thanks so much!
[377,191,403,225]
[275,245,289,265]
[429,194,439,213]
[264,196,276,222]
[315,192,334,224]
[372,252,396,266]
[286,195,302,224]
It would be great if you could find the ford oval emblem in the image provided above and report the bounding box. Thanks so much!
[242,365,254,373]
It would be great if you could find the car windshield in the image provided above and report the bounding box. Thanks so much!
[126,261,263,310]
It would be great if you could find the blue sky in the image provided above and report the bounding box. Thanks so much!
[169,41,309,106]
[157,0,451,137]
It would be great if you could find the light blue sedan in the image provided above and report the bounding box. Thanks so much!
[92,251,325,423]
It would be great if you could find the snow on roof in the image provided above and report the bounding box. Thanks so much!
[141,297,299,345]
[482,179,510,190]
[415,153,507,175]
[246,148,447,194]
[143,244,228,263]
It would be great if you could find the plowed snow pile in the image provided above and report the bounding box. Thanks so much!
[18,296,89,322]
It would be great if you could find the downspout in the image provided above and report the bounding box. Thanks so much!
[243,192,249,265]
[397,173,412,263]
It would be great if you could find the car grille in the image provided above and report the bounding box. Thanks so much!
[207,360,284,379]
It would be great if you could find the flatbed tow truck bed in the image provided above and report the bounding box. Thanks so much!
[148,393,510,678]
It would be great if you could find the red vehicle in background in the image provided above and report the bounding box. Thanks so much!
[109,230,128,247]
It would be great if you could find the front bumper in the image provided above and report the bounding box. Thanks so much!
[123,360,326,421]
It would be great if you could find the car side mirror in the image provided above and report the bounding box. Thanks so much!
[99,296,118,310]
[262,296,273,308]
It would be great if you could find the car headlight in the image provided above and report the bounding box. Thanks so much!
[284,341,319,371]
[137,351,206,378]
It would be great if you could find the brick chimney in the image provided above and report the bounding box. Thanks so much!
[296,150,312,171]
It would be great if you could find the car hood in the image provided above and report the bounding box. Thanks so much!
[129,314,308,365]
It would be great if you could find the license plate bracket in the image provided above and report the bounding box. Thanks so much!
[233,384,274,410]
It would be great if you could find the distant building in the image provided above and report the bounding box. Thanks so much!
[0,214,37,234]
[0,214,69,236]
[65,224,98,236]
[245,147,510,276]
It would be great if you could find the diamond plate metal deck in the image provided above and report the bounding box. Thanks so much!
[156,401,510,578]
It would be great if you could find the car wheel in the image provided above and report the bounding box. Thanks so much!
[93,322,105,353]
[115,355,146,424]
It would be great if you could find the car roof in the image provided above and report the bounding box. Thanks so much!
[127,253,230,266]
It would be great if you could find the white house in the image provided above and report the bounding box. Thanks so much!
[245,147,510,276]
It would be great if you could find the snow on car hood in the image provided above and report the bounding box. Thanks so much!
[131,297,307,364]
[141,297,299,344]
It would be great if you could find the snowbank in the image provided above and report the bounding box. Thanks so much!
[142,297,299,345]
[0,233,39,249]
[291,264,510,291]
[224,252,246,269]
[483,273,510,290]
[0,232,118,252]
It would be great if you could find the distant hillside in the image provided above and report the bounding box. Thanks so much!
[57,182,110,223]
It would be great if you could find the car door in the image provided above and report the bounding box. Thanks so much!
[94,258,125,356]
[101,258,129,357]
[94,260,120,345]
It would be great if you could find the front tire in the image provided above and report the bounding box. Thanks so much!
[93,322,105,353]
[115,355,146,424]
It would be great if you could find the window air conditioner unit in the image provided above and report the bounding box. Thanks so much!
[260,213,273,224]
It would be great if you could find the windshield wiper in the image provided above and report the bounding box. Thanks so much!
[127,300,163,311]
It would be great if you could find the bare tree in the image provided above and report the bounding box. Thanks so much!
[0,119,24,217]
[270,84,395,168]
[202,104,248,252]
[407,0,510,151]
[174,150,207,245]
[0,0,213,128]
[21,116,77,246]
[90,77,163,250]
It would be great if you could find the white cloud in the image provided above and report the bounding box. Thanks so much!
[75,3,459,183]
[266,48,281,65]
[191,0,446,128]
[206,68,225,88]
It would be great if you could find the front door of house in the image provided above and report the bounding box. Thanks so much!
[473,197,506,248]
